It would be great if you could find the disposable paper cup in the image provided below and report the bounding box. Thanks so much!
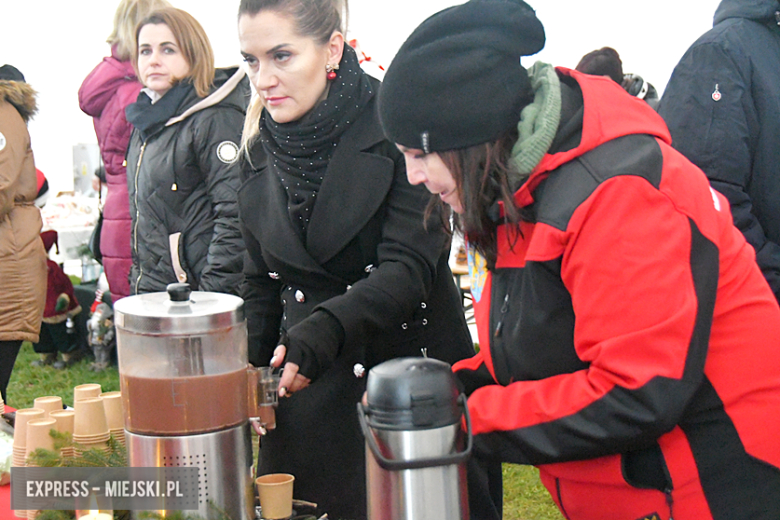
[100,392,123,430]
[33,396,63,417]
[50,410,75,434]
[25,418,57,456]
[13,408,45,446]
[256,473,294,519]
[73,398,108,436]
[73,384,102,402]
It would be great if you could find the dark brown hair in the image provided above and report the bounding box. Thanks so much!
[575,47,623,84]
[434,129,522,267]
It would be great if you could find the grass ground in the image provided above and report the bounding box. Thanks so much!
[8,342,563,520]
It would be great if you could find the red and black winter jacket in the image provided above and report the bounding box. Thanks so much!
[453,68,780,520]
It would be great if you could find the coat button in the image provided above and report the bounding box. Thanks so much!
[401,323,408,330]
[422,319,428,326]
[295,290,305,303]
[353,363,365,378]
[364,264,374,273]
[346,285,352,291]
[268,272,280,280]
[421,302,427,309]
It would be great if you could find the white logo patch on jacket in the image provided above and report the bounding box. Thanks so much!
[217,141,239,164]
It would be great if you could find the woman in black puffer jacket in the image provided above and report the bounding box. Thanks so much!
[125,7,249,295]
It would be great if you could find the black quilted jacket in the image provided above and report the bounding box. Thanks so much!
[126,67,249,295]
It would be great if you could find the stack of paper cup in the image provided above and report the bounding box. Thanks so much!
[33,396,63,418]
[73,384,102,403]
[100,392,125,446]
[50,410,76,458]
[13,409,44,519]
[26,418,57,520]
[73,398,109,455]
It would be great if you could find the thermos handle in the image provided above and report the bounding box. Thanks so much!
[357,394,473,471]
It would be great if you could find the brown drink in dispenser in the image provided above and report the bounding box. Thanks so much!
[114,284,255,520]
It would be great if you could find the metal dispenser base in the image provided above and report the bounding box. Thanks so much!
[126,423,255,520]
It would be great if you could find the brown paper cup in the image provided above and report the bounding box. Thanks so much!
[26,418,56,457]
[256,474,294,519]
[13,408,45,447]
[50,410,75,434]
[73,397,108,436]
[73,383,102,403]
[33,396,63,417]
[100,391,123,430]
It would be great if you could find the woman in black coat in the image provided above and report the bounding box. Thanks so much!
[236,1,496,519]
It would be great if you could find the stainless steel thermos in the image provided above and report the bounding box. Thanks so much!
[358,357,472,520]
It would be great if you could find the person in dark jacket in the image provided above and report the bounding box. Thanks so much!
[658,0,780,303]
[236,1,497,519]
[79,0,171,303]
[378,1,780,519]
[125,7,248,295]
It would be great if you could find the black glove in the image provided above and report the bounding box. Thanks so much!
[282,310,345,381]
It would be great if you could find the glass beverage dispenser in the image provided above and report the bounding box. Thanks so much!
[114,283,254,520]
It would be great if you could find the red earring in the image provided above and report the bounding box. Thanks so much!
[326,63,339,80]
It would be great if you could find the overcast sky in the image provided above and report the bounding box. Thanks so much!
[1,0,721,194]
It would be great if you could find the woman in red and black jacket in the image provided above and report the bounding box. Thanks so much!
[378,1,780,519]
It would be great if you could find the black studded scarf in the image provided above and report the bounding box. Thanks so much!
[258,44,374,237]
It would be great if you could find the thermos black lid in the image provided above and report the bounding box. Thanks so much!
[365,357,461,430]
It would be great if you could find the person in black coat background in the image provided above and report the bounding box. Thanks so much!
[236,1,500,519]
[658,0,780,302]
[125,7,248,295]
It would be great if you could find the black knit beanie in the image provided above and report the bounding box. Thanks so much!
[379,0,545,153]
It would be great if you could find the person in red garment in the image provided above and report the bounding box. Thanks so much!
[78,0,171,303]
[378,0,780,519]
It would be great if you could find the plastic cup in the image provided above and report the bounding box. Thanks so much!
[99,392,123,430]
[50,410,75,434]
[25,418,56,457]
[255,474,294,519]
[247,366,281,429]
[73,398,108,436]
[73,384,102,403]
[33,396,63,417]
[13,408,45,447]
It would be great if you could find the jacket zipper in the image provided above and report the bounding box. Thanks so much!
[132,141,147,294]
[494,293,510,338]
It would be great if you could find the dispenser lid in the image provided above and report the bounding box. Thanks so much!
[365,357,461,430]
[114,283,245,334]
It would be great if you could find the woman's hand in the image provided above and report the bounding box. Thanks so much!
[271,344,311,396]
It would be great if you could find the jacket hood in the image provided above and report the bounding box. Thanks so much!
[0,80,37,122]
[515,67,671,206]
[78,56,138,117]
[714,0,780,25]
[166,67,248,126]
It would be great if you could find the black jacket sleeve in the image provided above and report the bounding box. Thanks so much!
[658,41,780,298]
[193,107,246,295]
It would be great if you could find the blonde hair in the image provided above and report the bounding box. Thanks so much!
[132,7,216,98]
[107,0,172,61]
[238,0,348,156]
